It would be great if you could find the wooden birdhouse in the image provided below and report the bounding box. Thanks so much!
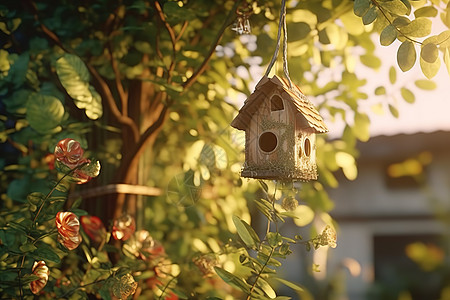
[231,75,328,181]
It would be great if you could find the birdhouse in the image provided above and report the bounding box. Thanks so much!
[231,75,328,181]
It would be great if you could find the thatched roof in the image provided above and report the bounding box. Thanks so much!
[231,75,328,133]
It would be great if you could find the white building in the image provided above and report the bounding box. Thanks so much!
[327,131,450,300]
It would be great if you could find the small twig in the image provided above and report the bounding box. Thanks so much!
[371,0,423,45]
[246,246,275,300]
[32,162,88,224]
[18,255,25,300]
[158,276,176,300]
[60,278,107,298]
[153,1,177,82]
[108,42,128,117]
[176,21,189,43]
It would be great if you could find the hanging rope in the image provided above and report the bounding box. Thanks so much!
[264,0,292,89]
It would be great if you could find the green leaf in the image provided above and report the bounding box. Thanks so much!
[414,79,436,90]
[380,25,398,46]
[7,53,29,88]
[258,180,269,193]
[444,47,450,77]
[257,252,281,267]
[352,112,370,142]
[420,56,440,79]
[397,41,416,72]
[266,232,283,248]
[389,66,397,84]
[27,192,45,205]
[374,86,386,95]
[287,22,311,41]
[400,18,432,38]
[400,87,415,103]
[232,215,256,249]
[257,278,276,298]
[86,86,103,120]
[55,53,102,120]
[240,218,261,246]
[2,90,31,114]
[362,6,377,25]
[414,6,438,18]
[272,277,304,292]
[400,0,411,15]
[381,0,408,15]
[392,16,410,28]
[279,243,291,255]
[437,30,450,48]
[70,197,83,209]
[360,54,381,69]
[214,267,250,294]
[421,43,438,63]
[19,243,37,253]
[389,104,399,118]
[354,0,371,17]
[31,243,61,263]
[20,274,40,285]
[254,199,274,221]
[26,94,64,134]
[70,208,89,217]
[171,288,189,299]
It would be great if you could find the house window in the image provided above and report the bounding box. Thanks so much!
[271,95,284,111]
[259,132,277,153]
[304,138,311,157]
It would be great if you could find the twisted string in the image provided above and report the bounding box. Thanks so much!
[263,0,292,89]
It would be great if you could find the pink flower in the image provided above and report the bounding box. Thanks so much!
[54,138,84,168]
[80,215,107,243]
[53,139,101,184]
[29,261,49,294]
[56,212,80,238]
[56,212,82,250]
[58,233,82,250]
[112,214,136,241]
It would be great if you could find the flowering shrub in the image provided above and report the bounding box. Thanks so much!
[0,138,337,299]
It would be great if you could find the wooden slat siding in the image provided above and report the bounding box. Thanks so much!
[248,107,258,165]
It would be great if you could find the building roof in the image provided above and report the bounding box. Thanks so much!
[357,130,450,162]
[231,75,328,133]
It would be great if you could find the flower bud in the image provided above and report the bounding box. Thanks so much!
[54,138,84,168]
[29,261,49,294]
[112,214,136,241]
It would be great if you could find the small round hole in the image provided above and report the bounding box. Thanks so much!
[259,132,278,153]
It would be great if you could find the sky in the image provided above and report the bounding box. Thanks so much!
[336,45,450,137]
[232,22,450,139]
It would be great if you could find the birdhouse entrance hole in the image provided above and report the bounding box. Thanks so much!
[270,95,284,111]
[259,132,278,153]
[304,138,311,157]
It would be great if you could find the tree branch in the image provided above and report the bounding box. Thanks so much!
[182,0,242,90]
[87,64,140,142]
[122,101,171,184]
[108,42,129,117]
[176,21,189,43]
[27,0,139,142]
[153,0,177,82]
